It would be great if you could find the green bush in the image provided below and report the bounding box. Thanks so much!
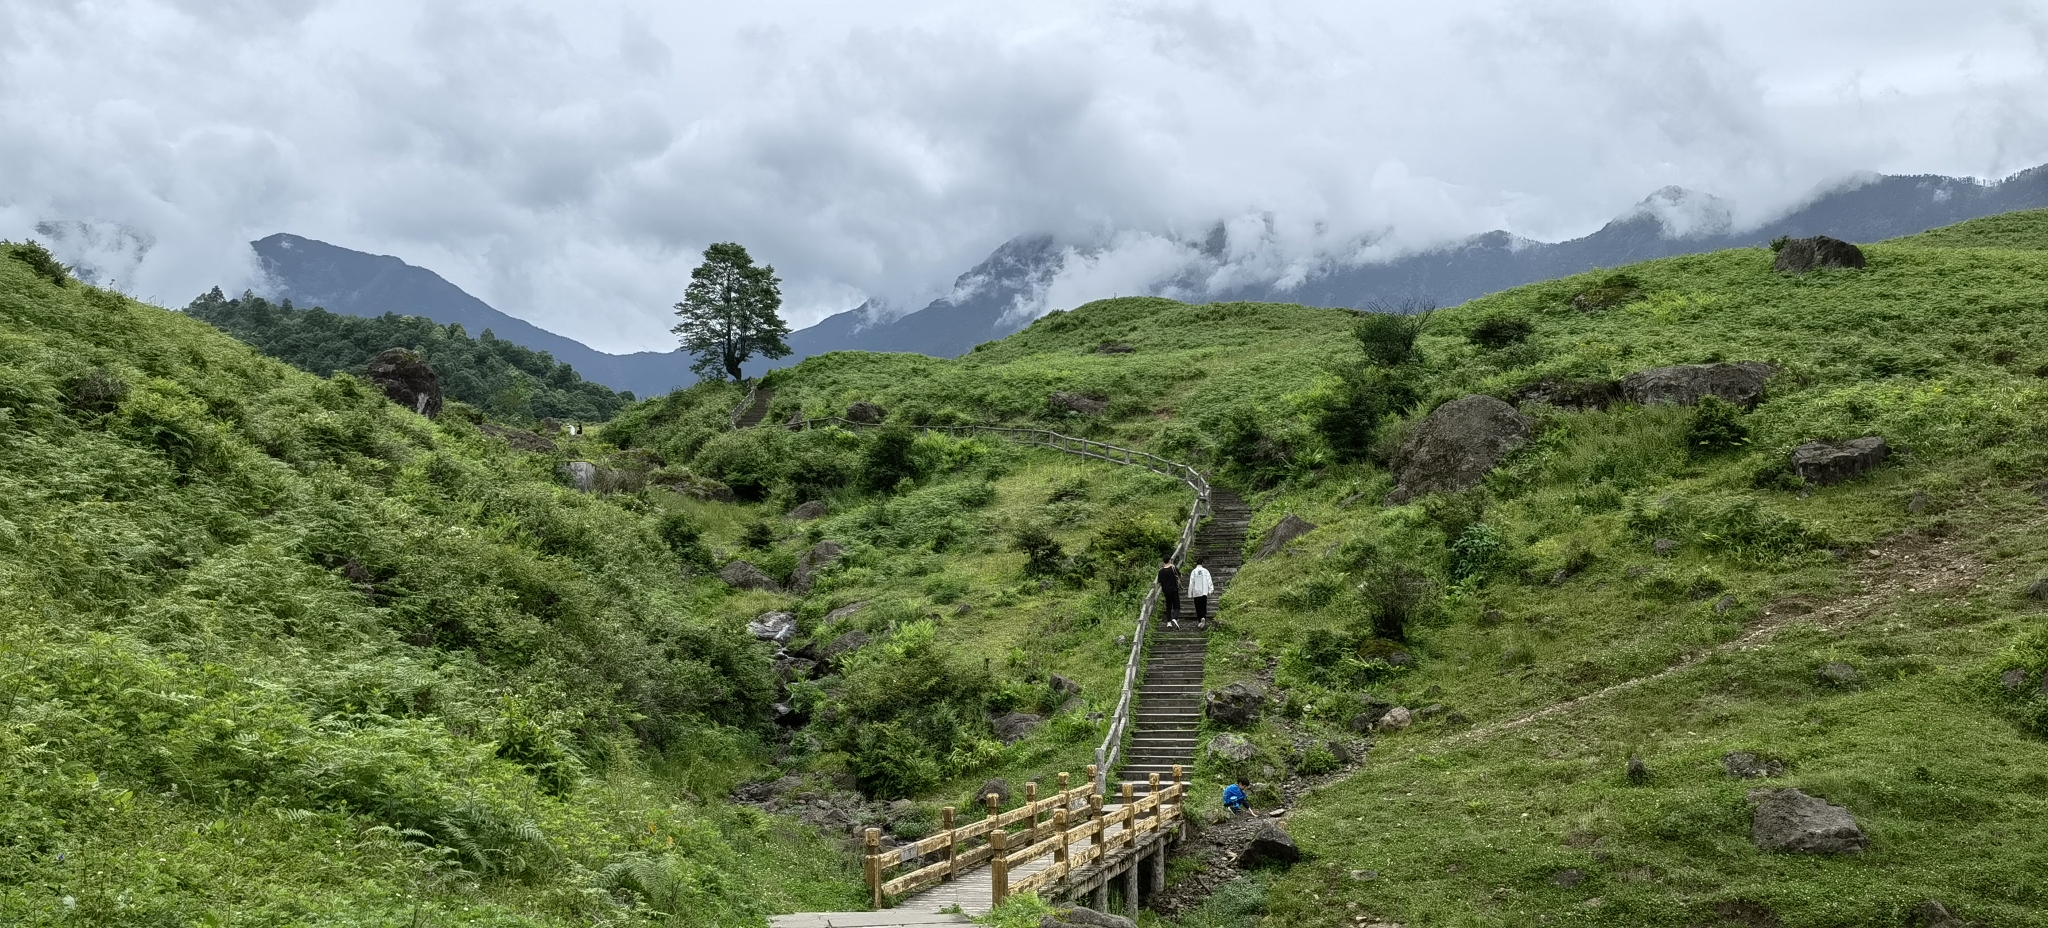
[1448,522,1507,583]
[1312,365,1417,463]
[1468,315,1534,349]
[1084,515,1175,590]
[1013,524,1067,577]
[862,423,923,492]
[1686,395,1751,456]
[3,238,69,286]
[1353,310,1426,366]
[695,427,792,500]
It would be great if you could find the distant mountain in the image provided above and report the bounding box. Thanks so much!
[251,234,691,398]
[771,164,2048,366]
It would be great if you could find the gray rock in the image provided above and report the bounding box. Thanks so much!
[2026,579,2048,601]
[1773,235,1866,274]
[364,348,443,418]
[1723,751,1786,779]
[1415,704,1448,721]
[1714,594,1738,614]
[789,541,846,593]
[1386,395,1534,504]
[1206,681,1267,727]
[822,601,868,626]
[559,461,599,493]
[990,711,1044,745]
[1816,661,1860,686]
[1748,788,1868,854]
[1627,756,1650,785]
[1652,537,1679,556]
[977,778,1012,807]
[2001,668,2035,691]
[1253,514,1318,560]
[1790,437,1888,486]
[953,602,972,616]
[747,612,798,643]
[1377,707,1413,732]
[1552,868,1585,887]
[719,560,781,593]
[1384,651,1415,667]
[1236,819,1301,868]
[845,401,886,424]
[1908,490,1930,515]
[820,629,871,661]
[1907,899,1963,928]
[788,500,828,521]
[1048,391,1111,416]
[1620,362,1776,409]
[1348,697,1394,732]
[1206,732,1258,764]
[1058,905,1136,928]
[1049,674,1082,697]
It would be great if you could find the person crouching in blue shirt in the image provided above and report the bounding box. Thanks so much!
[1223,777,1251,814]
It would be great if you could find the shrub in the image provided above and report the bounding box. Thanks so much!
[657,510,712,570]
[1084,516,1175,590]
[1362,566,1432,642]
[1449,523,1507,583]
[1570,272,1643,311]
[1685,396,1750,456]
[862,423,923,492]
[1353,308,1427,366]
[694,427,791,500]
[1013,524,1067,577]
[1312,365,1417,463]
[740,520,776,550]
[3,239,69,286]
[1296,743,1340,776]
[1468,315,1534,349]
[1216,408,1297,487]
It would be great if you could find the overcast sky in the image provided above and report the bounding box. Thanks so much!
[4,1,2045,352]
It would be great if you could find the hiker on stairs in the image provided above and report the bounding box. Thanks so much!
[1188,560,1214,629]
[1159,559,1183,628]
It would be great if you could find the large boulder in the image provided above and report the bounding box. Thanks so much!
[788,500,829,521]
[559,461,598,493]
[1205,681,1267,727]
[719,560,782,593]
[991,712,1044,745]
[845,401,886,424]
[1055,906,1136,928]
[978,778,1013,807]
[789,541,846,593]
[1790,437,1888,487]
[747,612,798,644]
[1620,362,1775,409]
[1774,235,1866,274]
[364,348,443,418]
[1049,391,1111,416]
[1253,514,1318,560]
[1749,788,1868,854]
[1206,732,1258,765]
[1236,819,1301,868]
[1049,674,1082,698]
[1385,396,1534,505]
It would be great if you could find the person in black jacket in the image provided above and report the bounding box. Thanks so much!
[1158,559,1182,628]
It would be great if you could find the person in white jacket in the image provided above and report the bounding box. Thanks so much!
[1187,561,1215,628]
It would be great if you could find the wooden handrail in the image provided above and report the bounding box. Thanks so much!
[726,380,761,430]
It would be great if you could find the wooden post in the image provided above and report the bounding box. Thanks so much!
[865,827,882,909]
[1086,763,1100,802]
[1122,850,1140,916]
[1172,765,1187,837]
[1025,782,1039,840]
[1120,782,1135,843]
[1089,794,1104,853]
[1148,773,1163,834]
[989,826,1009,907]
[1149,845,1166,894]
[1053,809,1069,875]
[1058,772,1070,815]
[942,807,957,880]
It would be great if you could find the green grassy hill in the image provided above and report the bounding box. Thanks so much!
[10,206,2048,927]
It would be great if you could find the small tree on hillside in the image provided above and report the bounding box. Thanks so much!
[672,242,792,381]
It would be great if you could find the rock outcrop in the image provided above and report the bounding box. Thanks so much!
[789,541,846,593]
[1253,514,1317,560]
[1206,733,1258,765]
[364,348,443,418]
[747,612,797,644]
[1049,391,1111,415]
[1386,395,1534,504]
[1620,362,1775,409]
[1235,819,1301,868]
[719,560,782,593]
[1723,751,1787,779]
[1205,682,1267,727]
[788,500,828,521]
[991,712,1044,745]
[1790,437,1888,486]
[1513,377,1621,411]
[1748,788,1868,854]
[845,401,886,424]
[1774,235,1867,274]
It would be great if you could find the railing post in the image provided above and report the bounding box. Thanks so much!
[942,806,957,880]
[1053,808,1069,873]
[1094,751,1106,794]
[1120,781,1135,836]
[989,827,1009,907]
[1025,782,1039,840]
[1089,793,1105,854]
[1148,773,1162,834]
[1058,771,1070,807]
[865,827,882,909]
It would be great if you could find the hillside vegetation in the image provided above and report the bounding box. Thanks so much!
[185,288,634,423]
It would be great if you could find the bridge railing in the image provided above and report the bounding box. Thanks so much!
[861,765,1185,908]
[790,417,1211,795]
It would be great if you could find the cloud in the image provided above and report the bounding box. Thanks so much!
[2,0,2045,351]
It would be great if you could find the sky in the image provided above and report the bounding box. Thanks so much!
[3,0,2046,353]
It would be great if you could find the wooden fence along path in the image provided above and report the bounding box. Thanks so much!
[758,416,1211,923]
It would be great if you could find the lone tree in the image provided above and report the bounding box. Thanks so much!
[672,242,792,381]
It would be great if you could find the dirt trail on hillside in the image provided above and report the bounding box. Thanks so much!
[1453,515,2032,745]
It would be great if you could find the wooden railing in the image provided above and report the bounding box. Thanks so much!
[862,765,1186,908]
[790,418,1212,794]
[726,381,762,430]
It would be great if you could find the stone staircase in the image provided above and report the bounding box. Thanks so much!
[734,387,775,428]
[1120,489,1251,786]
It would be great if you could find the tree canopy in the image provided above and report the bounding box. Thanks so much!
[672,242,792,382]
